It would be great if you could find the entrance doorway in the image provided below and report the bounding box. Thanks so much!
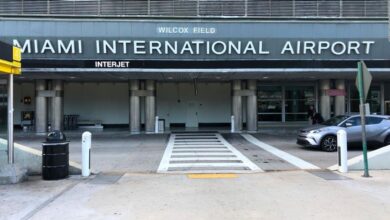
[257,84,315,122]
[186,101,199,127]
[156,82,231,128]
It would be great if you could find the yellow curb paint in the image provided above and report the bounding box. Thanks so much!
[188,174,238,179]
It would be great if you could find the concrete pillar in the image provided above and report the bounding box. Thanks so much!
[35,80,47,134]
[145,80,156,133]
[232,80,242,132]
[246,80,257,132]
[51,80,64,131]
[335,79,346,116]
[129,80,140,133]
[320,79,331,120]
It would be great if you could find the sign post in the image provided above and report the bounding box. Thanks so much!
[0,42,21,165]
[356,61,371,178]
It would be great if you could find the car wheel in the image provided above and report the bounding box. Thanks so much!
[385,135,390,146]
[321,135,337,152]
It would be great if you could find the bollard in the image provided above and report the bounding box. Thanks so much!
[231,115,235,133]
[155,116,159,134]
[337,129,348,173]
[82,131,92,177]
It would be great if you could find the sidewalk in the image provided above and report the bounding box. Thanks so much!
[1,170,389,220]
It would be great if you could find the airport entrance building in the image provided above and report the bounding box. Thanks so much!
[1,1,390,133]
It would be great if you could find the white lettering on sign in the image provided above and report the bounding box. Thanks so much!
[158,27,189,34]
[95,61,130,68]
[12,39,376,57]
[157,26,216,35]
[13,39,83,54]
[280,40,375,55]
[192,27,216,34]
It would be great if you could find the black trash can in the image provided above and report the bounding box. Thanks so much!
[42,130,69,180]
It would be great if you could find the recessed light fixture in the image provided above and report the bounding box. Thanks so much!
[263,76,269,79]
[69,76,77,79]
[216,76,221,80]
[167,76,173,80]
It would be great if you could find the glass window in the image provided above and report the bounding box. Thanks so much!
[343,117,361,127]
[258,86,283,121]
[258,101,282,113]
[285,114,307,121]
[285,86,314,100]
[284,86,315,121]
[366,117,383,125]
[285,100,311,113]
[349,85,381,114]
[257,86,282,99]
[257,85,315,122]
[258,114,282,121]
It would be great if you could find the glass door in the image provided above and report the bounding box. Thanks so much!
[257,86,283,121]
[257,84,315,122]
[284,86,315,121]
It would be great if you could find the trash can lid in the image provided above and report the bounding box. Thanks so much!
[45,130,67,143]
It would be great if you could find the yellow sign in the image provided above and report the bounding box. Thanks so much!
[0,45,22,75]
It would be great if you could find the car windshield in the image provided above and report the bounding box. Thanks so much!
[321,115,350,126]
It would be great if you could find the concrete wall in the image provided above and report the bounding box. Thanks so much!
[64,83,129,124]
[156,82,231,126]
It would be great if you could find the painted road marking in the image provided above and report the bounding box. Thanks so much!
[188,174,238,179]
[241,134,320,170]
[158,133,263,173]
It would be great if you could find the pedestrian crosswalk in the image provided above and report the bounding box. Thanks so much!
[157,133,262,173]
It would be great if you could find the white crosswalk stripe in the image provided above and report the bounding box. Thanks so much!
[157,133,263,173]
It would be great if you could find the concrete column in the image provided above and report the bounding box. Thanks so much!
[51,80,64,131]
[145,80,156,133]
[129,80,140,133]
[232,80,242,132]
[335,79,346,116]
[246,80,257,132]
[35,80,47,134]
[320,79,331,120]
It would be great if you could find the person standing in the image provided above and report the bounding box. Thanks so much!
[307,105,315,125]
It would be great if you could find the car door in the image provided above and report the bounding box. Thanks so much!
[365,116,385,142]
[342,116,362,143]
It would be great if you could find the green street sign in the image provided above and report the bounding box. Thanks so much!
[355,61,372,101]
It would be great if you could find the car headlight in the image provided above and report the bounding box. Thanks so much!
[310,129,322,134]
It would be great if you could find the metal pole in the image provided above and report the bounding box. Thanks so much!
[337,129,348,173]
[357,61,370,177]
[7,74,14,164]
[231,115,234,133]
[155,116,159,133]
[82,131,92,177]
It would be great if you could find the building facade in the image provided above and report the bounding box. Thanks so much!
[0,0,390,133]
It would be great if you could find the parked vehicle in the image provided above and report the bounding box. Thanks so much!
[297,115,390,152]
